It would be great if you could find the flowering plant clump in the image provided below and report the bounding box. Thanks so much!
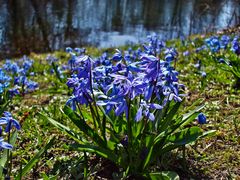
[0,111,21,178]
[41,35,212,179]
[0,55,58,179]
[194,34,240,88]
[1,56,38,97]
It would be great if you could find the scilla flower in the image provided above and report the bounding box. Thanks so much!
[197,113,207,124]
[0,111,21,132]
[0,137,13,150]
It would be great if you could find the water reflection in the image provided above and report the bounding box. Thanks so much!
[0,0,239,58]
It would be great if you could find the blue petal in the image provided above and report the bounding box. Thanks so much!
[66,97,77,111]
[0,117,8,125]
[96,100,108,106]
[0,141,13,150]
[115,102,126,116]
[5,122,11,133]
[13,119,21,130]
[135,107,142,122]
[148,113,155,121]
[149,103,163,109]
[3,111,12,117]
[145,85,154,101]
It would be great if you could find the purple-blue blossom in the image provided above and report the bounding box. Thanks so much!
[205,36,220,53]
[231,39,240,55]
[197,113,207,124]
[220,35,230,49]
[0,111,21,132]
[0,137,13,150]
[67,36,184,122]
[112,49,122,61]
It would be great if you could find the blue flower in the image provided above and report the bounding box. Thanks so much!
[112,49,122,61]
[46,55,58,64]
[14,76,27,86]
[231,38,240,55]
[26,80,38,92]
[194,60,201,70]
[195,45,207,53]
[197,113,207,124]
[98,52,111,66]
[164,48,178,62]
[183,51,190,56]
[22,59,33,72]
[14,75,38,94]
[0,69,11,84]
[205,36,220,53]
[143,34,165,55]
[0,112,21,132]
[0,137,13,150]
[3,60,20,74]
[74,48,85,55]
[8,86,20,98]
[66,47,73,53]
[135,100,162,122]
[220,35,230,49]
[201,71,206,78]
[66,74,79,88]
[66,96,77,111]
[218,58,226,64]
[115,99,128,116]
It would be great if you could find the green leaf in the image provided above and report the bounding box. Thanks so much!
[41,173,50,180]
[15,138,55,180]
[158,102,181,132]
[63,106,106,147]
[98,106,114,127]
[41,172,58,180]
[142,145,154,170]
[167,126,202,145]
[182,104,205,122]
[199,130,216,139]
[52,62,64,83]
[159,144,180,155]
[38,112,82,143]
[70,143,119,165]
[0,166,3,179]
[0,130,18,177]
[181,99,204,114]
[165,102,182,122]
[167,104,205,136]
[145,171,180,180]
[0,100,10,116]
[132,120,144,139]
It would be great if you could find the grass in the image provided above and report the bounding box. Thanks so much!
[1,29,240,179]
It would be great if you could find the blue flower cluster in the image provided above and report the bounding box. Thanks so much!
[204,35,239,55]
[231,36,240,55]
[0,69,11,94]
[193,34,240,80]
[1,56,38,96]
[66,47,86,70]
[0,111,21,150]
[66,35,184,121]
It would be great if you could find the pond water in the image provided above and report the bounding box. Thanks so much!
[0,0,239,58]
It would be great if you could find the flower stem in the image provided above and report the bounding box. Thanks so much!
[6,129,11,178]
[126,98,133,173]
